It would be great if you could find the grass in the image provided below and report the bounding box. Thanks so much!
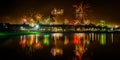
[0,31,41,37]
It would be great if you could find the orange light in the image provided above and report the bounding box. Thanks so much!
[34,43,42,49]
[30,35,34,45]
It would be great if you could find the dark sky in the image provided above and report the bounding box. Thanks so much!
[0,0,120,25]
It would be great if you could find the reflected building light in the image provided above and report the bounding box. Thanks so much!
[111,33,113,43]
[52,33,63,37]
[100,34,106,45]
[30,35,34,45]
[35,34,39,43]
[88,33,95,41]
[98,34,100,41]
[92,33,94,41]
[19,35,27,48]
[52,33,63,45]
[43,34,50,45]
[94,34,97,41]
[64,36,69,45]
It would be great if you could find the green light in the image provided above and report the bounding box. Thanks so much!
[43,39,50,45]
[44,34,50,37]
[0,31,41,36]
[0,33,6,35]
[43,34,50,45]
[28,32,40,34]
[100,33,106,45]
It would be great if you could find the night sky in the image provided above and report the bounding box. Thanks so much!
[0,0,120,25]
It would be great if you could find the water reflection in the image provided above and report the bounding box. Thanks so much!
[111,33,113,43]
[51,33,63,56]
[73,33,90,60]
[100,34,106,45]
[19,34,43,55]
[43,34,50,46]
[16,33,120,59]
[50,47,63,56]
[64,35,69,45]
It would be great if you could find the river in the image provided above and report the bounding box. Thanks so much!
[0,33,120,60]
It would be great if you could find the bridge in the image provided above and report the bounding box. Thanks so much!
[21,24,118,33]
[0,23,119,33]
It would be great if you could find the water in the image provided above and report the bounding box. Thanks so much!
[0,33,120,60]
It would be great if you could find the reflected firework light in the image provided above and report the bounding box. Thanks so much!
[50,47,63,56]
[74,45,86,60]
[34,43,40,49]
[74,34,81,45]
[34,42,43,49]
